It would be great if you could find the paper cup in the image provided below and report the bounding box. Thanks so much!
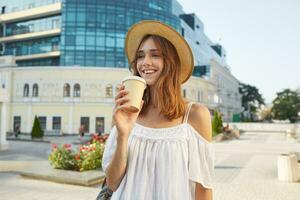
[121,75,146,113]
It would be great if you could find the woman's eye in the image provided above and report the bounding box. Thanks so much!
[137,54,144,59]
[152,54,161,58]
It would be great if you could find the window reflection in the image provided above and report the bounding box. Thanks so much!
[63,83,70,97]
[105,84,113,98]
[5,16,61,36]
[74,83,80,97]
[23,83,29,97]
[32,83,38,97]
[4,37,60,56]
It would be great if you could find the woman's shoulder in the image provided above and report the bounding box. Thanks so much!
[188,102,212,142]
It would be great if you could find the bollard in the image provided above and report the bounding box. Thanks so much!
[277,154,299,182]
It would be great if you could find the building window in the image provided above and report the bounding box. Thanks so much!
[38,116,47,130]
[105,84,113,97]
[95,117,105,135]
[23,84,29,97]
[12,7,18,12]
[28,3,35,9]
[74,83,80,97]
[13,116,21,132]
[52,19,60,29]
[181,28,185,37]
[1,6,6,14]
[32,83,38,97]
[0,43,3,52]
[63,83,70,97]
[52,116,61,130]
[28,24,34,32]
[52,41,59,51]
[80,117,89,133]
[5,36,60,56]
[214,94,219,103]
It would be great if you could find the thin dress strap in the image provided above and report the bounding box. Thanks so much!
[183,102,194,123]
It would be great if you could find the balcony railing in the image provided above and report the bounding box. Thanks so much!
[1,0,61,15]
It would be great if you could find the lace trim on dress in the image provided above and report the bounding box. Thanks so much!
[132,122,188,141]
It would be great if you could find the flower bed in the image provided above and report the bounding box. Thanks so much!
[48,134,109,172]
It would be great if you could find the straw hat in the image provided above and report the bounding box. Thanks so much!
[125,20,194,84]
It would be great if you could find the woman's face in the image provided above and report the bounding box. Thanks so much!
[136,37,164,86]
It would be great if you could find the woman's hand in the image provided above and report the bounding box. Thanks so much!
[113,85,144,139]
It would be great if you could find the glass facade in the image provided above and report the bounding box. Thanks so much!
[5,15,61,36]
[0,0,61,14]
[60,0,180,68]
[1,0,180,68]
[17,58,60,66]
[4,36,60,56]
[193,65,211,78]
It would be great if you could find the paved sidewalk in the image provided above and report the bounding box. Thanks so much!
[0,139,101,200]
[213,132,300,200]
[0,131,300,200]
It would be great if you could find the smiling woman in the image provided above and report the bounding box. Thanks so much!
[101,20,214,200]
[131,34,184,119]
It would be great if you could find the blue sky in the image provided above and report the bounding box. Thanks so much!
[177,0,300,103]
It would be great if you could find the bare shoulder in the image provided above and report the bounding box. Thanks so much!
[188,103,212,142]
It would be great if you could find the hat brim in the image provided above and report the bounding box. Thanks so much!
[125,20,194,84]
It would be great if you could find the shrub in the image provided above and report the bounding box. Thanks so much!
[48,134,108,172]
[76,142,105,171]
[31,115,44,139]
[48,144,77,170]
[212,110,223,136]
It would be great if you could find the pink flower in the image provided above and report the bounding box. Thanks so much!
[63,144,71,149]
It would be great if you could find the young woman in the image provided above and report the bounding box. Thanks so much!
[102,20,214,200]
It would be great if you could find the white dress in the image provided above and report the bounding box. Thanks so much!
[102,102,214,200]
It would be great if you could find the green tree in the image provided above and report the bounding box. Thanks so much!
[31,115,44,139]
[212,110,223,136]
[239,83,265,121]
[271,89,300,123]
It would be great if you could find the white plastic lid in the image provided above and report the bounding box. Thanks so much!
[122,75,146,86]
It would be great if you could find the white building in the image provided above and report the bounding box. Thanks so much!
[172,0,242,121]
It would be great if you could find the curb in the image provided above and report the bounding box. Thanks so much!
[7,137,51,143]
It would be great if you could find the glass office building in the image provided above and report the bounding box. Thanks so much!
[0,0,180,67]
[0,0,242,139]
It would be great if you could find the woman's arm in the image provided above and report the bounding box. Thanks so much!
[105,132,129,191]
[190,103,213,200]
[195,183,212,200]
[105,85,143,191]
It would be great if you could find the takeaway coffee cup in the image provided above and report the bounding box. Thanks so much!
[121,75,146,113]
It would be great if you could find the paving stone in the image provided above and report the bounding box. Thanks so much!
[1,131,300,199]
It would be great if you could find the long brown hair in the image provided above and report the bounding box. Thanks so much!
[129,35,187,120]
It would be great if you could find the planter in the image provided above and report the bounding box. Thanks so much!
[277,153,299,182]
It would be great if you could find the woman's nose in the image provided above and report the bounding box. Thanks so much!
[142,54,152,66]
